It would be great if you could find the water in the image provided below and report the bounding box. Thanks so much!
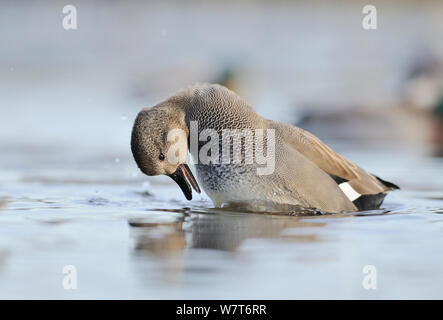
[1,0,443,300]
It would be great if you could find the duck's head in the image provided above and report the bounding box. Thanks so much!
[131,104,200,200]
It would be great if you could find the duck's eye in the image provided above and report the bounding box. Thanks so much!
[159,153,165,161]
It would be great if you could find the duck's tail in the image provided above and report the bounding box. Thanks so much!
[350,175,399,211]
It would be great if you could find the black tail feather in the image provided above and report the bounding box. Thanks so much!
[373,175,400,190]
[329,174,348,185]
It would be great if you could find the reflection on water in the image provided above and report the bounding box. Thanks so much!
[130,209,327,253]
[130,212,186,253]
[128,210,329,288]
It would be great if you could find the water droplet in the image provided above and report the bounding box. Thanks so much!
[121,114,127,121]
[115,158,121,163]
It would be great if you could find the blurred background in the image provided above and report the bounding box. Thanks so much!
[2,0,443,162]
[1,0,443,299]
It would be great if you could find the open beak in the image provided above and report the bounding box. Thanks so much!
[168,163,201,200]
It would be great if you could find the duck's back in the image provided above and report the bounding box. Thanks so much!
[178,83,266,131]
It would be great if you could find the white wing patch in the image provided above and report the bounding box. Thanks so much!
[339,182,361,202]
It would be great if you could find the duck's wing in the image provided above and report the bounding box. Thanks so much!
[272,121,399,210]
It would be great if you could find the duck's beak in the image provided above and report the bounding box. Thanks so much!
[168,163,201,200]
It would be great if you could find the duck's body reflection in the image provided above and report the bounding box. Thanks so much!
[128,209,328,286]
[129,209,326,253]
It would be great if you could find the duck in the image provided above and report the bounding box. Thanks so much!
[131,83,399,213]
